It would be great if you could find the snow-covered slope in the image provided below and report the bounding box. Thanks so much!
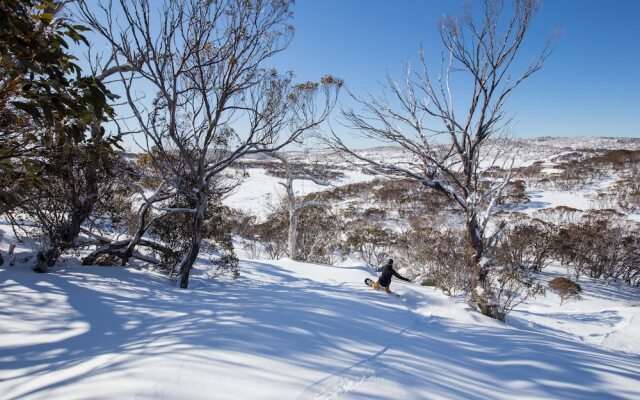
[511,265,640,355]
[224,167,376,218]
[1,257,639,400]
[2,136,640,399]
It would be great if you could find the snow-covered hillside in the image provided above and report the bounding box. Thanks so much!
[225,136,640,217]
[1,253,639,400]
[224,167,377,219]
[2,136,640,399]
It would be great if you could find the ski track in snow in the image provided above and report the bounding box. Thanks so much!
[296,322,414,400]
[297,291,430,400]
[297,283,433,400]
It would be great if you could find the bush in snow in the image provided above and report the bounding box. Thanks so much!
[247,214,289,260]
[546,149,640,193]
[493,215,553,272]
[91,157,140,235]
[295,205,343,264]
[204,205,239,279]
[477,265,545,322]
[552,211,640,285]
[259,159,346,182]
[588,149,640,171]
[548,277,582,306]
[150,192,238,278]
[613,165,640,213]
[534,206,581,229]
[515,162,544,189]
[496,180,530,206]
[343,220,397,269]
[232,195,289,260]
[210,253,240,279]
[229,211,269,259]
[477,223,549,321]
[150,197,196,270]
[551,160,599,190]
[397,226,471,297]
[244,193,343,264]
[591,189,619,211]
[427,233,473,297]
[17,143,118,271]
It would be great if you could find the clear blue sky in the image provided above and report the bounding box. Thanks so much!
[270,0,640,143]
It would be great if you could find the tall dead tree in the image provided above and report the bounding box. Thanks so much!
[269,151,330,261]
[77,0,341,287]
[333,0,554,319]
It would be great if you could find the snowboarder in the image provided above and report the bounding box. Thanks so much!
[367,258,410,293]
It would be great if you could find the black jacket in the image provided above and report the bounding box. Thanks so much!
[377,262,410,287]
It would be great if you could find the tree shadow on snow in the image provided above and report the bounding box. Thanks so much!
[0,260,639,400]
[0,260,409,399]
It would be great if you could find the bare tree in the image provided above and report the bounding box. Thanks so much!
[332,0,554,318]
[269,151,331,261]
[77,0,341,287]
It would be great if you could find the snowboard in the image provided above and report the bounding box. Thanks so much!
[365,278,400,297]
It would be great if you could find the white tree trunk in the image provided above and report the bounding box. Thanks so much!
[288,208,298,261]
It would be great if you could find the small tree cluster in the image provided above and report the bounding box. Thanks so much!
[541,149,640,192]
[496,180,530,206]
[397,226,471,297]
[548,277,582,306]
[613,165,640,213]
[493,215,553,272]
[479,265,545,321]
[234,196,342,264]
[1,0,119,271]
[234,205,288,260]
[296,205,342,264]
[551,211,640,285]
[343,219,397,268]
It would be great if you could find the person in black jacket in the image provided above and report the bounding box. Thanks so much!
[371,258,410,293]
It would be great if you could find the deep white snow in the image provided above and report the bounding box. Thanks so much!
[225,167,377,218]
[1,250,639,399]
[2,137,640,399]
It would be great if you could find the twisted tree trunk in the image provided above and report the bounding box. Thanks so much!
[178,189,206,289]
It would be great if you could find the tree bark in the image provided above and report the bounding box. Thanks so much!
[467,213,485,289]
[467,212,503,319]
[178,191,206,289]
[288,208,298,261]
[32,100,113,273]
[34,191,96,272]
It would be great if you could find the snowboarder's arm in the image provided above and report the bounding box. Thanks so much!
[393,270,410,282]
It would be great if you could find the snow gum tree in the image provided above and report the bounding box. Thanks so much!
[269,151,332,261]
[333,0,554,319]
[78,0,341,287]
[0,0,119,272]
